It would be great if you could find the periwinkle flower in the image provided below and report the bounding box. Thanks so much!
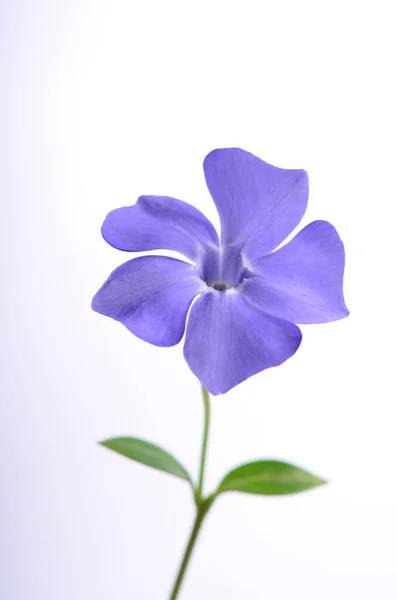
[92,148,348,394]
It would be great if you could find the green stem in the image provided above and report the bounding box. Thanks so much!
[197,386,210,500]
[168,386,212,600]
[168,501,212,600]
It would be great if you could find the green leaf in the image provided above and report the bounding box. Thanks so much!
[100,437,193,485]
[217,460,326,496]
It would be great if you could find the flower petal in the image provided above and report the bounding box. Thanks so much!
[102,195,219,261]
[92,256,205,346]
[203,148,308,260]
[243,221,349,324]
[183,291,302,395]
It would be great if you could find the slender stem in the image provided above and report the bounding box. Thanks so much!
[168,387,212,600]
[168,504,209,600]
[197,386,210,499]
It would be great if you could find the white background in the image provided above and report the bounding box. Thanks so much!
[1,1,396,598]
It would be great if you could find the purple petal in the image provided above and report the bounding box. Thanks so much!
[203,148,308,260]
[184,291,302,395]
[243,221,349,324]
[102,195,219,261]
[92,256,205,346]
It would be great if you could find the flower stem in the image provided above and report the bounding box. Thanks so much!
[168,500,212,600]
[197,386,210,499]
[168,386,212,600]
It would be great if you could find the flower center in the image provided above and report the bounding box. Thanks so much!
[199,245,250,291]
[212,282,230,292]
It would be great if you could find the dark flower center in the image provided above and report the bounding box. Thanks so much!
[212,282,229,292]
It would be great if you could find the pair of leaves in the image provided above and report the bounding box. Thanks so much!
[100,437,326,497]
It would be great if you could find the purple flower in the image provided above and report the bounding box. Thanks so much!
[92,148,348,395]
